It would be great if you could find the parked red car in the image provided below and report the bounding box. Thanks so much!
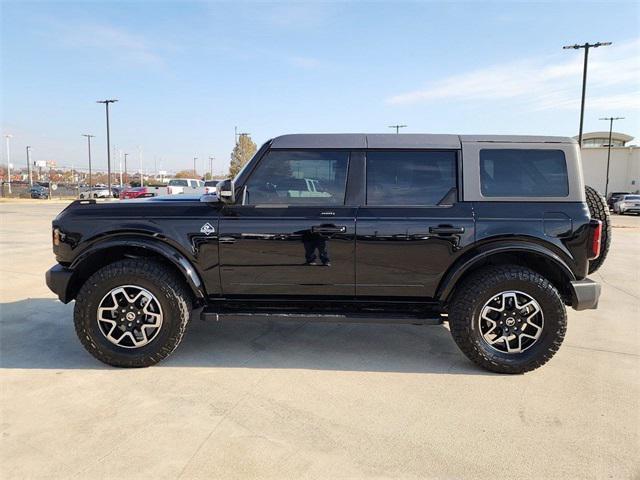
[120,187,154,199]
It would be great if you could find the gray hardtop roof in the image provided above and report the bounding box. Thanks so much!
[269,133,576,149]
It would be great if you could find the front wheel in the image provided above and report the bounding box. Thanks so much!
[74,259,191,367]
[448,265,566,374]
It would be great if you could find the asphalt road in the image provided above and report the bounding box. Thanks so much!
[1,201,638,479]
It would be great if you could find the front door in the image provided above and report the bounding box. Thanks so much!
[219,149,355,296]
[356,150,474,298]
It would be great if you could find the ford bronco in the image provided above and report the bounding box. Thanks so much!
[46,134,610,373]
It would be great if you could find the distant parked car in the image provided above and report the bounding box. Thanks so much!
[613,194,640,215]
[120,186,158,199]
[30,185,49,199]
[607,192,629,210]
[79,187,110,199]
[167,178,205,195]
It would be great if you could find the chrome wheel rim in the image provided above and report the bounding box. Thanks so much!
[97,285,163,349]
[478,290,544,354]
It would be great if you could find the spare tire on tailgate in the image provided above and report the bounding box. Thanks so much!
[585,185,611,274]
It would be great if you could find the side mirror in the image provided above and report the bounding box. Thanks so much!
[216,179,235,203]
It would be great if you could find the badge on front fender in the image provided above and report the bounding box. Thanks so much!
[200,223,215,235]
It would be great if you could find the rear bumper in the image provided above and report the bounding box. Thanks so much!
[570,278,601,311]
[45,264,74,303]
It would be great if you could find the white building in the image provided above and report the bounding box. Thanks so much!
[577,132,639,196]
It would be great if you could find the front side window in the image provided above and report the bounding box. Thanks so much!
[366,151,457,206]
[169,179,188,187]
[480,149,569,197]
[244,150,349,205]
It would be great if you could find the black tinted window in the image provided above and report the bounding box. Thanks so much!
[366,151,457,206]
[480,149,569,197]
[245,150,349,205]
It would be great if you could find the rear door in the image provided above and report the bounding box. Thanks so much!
[218,149,356,296]
[356,150,474,298]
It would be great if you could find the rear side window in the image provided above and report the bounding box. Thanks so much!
[245,150,349,205]
[480,149,569,197]
[366,151,457,206]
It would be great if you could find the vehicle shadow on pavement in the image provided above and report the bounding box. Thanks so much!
[0,298,487,375]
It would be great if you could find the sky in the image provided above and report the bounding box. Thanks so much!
[1,0,639,175]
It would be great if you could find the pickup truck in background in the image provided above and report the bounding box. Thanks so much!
[167,178,206,195]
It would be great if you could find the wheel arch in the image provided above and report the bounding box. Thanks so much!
[438,243,576,305]
[67,237,206,303]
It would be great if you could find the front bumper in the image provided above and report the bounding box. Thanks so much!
[45,264,74,303]
[570,278,601,311]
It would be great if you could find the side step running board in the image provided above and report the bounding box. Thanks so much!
[200,311,444,325]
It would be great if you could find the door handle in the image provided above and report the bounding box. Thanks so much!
[429,226,465,235]
[311,225,347,234]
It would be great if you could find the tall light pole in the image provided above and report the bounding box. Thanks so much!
[96,99,118,196]
[193,157,198,177]
[600,116,624,198]
[563,42,612,147]
[4,135,12,194]
[82,134,94,196]
[388,124,407,134]
[26,146,33,187]
[209,156,214,179]
[124,153,128,184]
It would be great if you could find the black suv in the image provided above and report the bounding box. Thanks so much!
[46,134,610,373]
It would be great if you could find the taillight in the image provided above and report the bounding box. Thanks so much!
[589,220,602,260]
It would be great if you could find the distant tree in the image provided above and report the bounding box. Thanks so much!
[229,134,257,178]
[174,169,197,178]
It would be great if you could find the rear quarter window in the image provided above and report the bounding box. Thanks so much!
[480,149,569,197]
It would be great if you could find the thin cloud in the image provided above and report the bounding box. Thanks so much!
[387,38,640,112]
[54,22,165,67]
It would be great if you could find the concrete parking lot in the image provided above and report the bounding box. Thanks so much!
[1,200,638,479]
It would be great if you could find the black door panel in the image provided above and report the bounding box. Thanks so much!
[356,205,474,297]
[219,206,357,296]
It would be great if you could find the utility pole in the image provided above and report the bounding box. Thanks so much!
[119,151,123,187]
[82,134,95,196]
[209,156,214,179]
[388,124,407,134]
[96,99,118,196]
[562,42,612,147]
[4,135,12,194]
[124,153,128,184]
[235,126,238,145]
[600,116,624,198]
[138,146,143,187]
[26,146,33,187]
[193,157,198,177]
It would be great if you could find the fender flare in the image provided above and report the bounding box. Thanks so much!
[70,236,206,299]
[437,242,576,301]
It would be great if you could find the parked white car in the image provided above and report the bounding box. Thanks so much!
[79,187,110,199]
[613,194,640,215]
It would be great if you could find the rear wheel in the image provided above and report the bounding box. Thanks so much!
[585,185,611,274]
[448,265,566,374]
[74,259,191,367]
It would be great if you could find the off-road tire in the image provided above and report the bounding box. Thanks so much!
[585,185,611,274]
[74,259,191,367]
[448,265,566,374]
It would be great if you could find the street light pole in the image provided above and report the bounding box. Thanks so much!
[96,99,118,196]
[209,156,214,179]
[193,157,198,177]
[562,42,612,147]
[26,146,33,187]
[388,124,407,134]
[82,134,95,196]
[4,135,12,194]
[600,116,624,198]
[124,153,128,185]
